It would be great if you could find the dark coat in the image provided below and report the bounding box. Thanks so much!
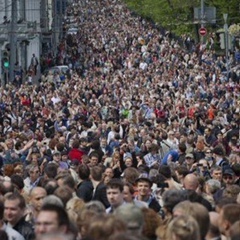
[13,217,35,240]
[149,197,161,213]
[92,182,110,208]
[76,179,93,202]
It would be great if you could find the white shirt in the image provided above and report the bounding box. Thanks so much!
[2,223,25,240]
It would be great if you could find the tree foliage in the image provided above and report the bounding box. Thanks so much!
[123,0,240,38]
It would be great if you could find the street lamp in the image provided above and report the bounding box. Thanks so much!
[223,13,229,80]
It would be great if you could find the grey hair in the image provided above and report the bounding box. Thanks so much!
[206,179,221,194]
[85,200,106,213]
[42,195,64,208]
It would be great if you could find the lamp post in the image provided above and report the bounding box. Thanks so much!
[223,13,229,81]
[9,0,17,83]
[200,0,205,44]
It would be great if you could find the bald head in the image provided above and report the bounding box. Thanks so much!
[30,187,47,212]
[30,187,47,197]
[183,174,199,191]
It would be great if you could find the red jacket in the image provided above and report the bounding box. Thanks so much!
[68,148,84,163]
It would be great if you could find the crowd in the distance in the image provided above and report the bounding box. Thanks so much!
[0,0,240,239]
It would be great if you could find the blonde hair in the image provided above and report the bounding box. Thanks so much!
[167,215,201,240]
[66,197,85,222]
[173,201,210,239]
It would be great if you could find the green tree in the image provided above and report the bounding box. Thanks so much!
[124,0,240,39]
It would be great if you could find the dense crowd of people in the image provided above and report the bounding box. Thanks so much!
[0,0,240,239]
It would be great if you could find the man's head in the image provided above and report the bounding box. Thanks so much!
[90,166,103,182]
[4,192,26,226]
[216,132,223,141]
[185,153,195,167]
[222,185,240,201]
[222,168,236,186]
[149,143,159,154]
[124,157,133,168]
[162,189,187,216]
[183,173,199,191]
[158,165,171,180]
[78,164,90,180]
[106,179,124,209]
[35,204,70,237]
[104,168,114,178]
[30,187,47,213]
[211,166,222,182]
[212,146,225,159]
[55,173,75,191]
[135,173,152,198]
[204,128,211,136]
[205,179,221,195]
[44,164,58,181]
[29,165,40,183]
[178,143,187,154]
[218,204,240,237]
[114,203,144,235]
[52,151,61,163]
[89,152,99,166]
[100,138,107,148]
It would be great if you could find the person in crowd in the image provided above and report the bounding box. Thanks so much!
[228,220,240,240]
[30,53,39,75]
[76,164,93,202]
[4,192,35,240]
[90,166,110,208]
[210,166,223,182]
[143,143,161,168]
[84,214,127,240]
[34,204,71,238]
[0,0,240,239]
[122,182,148,208]
[27,187,47,224]
[115,203,145,238]
[173,201,210,240]
[0,200,25,240]
[106,178,125,213]
[158,165,183,190]
[141,207,162,240]
[166,215,201,240]
[135,173,161,213]
[218,204,240,239]
[88,152,100,168]
[205,211,222,240]
[68,140,85,163]
[214,167,237,201]
[24,165,41,194]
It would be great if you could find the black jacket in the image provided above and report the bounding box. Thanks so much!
[77,179,93,202]
[149,197,161,213]
[92,182,110,208]
[13,217,35,240]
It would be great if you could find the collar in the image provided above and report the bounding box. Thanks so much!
[216,158,223,166]
[135,194,153,204]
